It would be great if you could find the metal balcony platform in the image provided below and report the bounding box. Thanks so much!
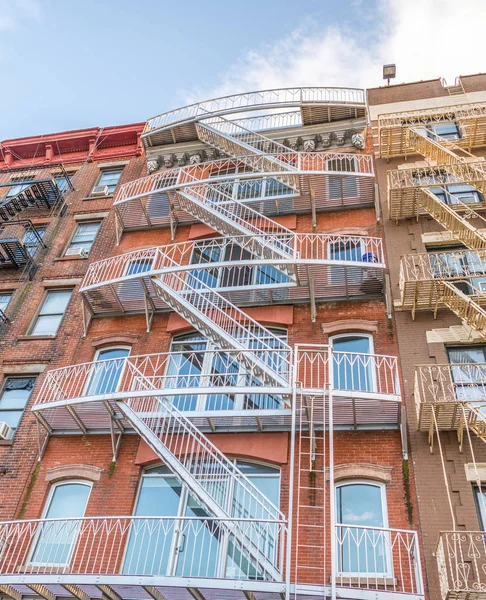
[142,87,367,148]
[377,101,486,159]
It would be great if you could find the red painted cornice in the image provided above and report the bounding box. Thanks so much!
[0,122,145,169]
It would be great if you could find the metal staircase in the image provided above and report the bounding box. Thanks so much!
[0,179,63,222]
[403,127,486,250]
[117,376,285,580]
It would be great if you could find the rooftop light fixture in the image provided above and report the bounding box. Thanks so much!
[383,64,396,86]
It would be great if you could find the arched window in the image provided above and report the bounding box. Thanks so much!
[29,480,92,566]
[335,480,390,576]
[166,330,287,411]
[85,346,130,396]
[123,461,280,578]
[330,334,376,393]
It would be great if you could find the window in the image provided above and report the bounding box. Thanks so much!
[2,179,31,202]
[336,481,390,576]
[85,347,130,396]
[428,246,486,294]
[426,121,460,140]
[474,486,486,529]
[188,240,289,291]
[29,289,73,336]
[0,377,35,432]
[165,331,287,412]
[92,169,123,196]
[65,221,101,256]
[23,227,46,257]
[331,334,376,393]
[327,157,359,200]
[328,239,365,285]
[29,481,91,565]
[123,461,280,578]
[0,292,12,315]
[447,346,486,403]
[53,174,72,194]
[431,184,483,206]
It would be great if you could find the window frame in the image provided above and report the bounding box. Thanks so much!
[335,479,391,577]
[124,460,281,577]
[473,485,486,530]
[326,156,359,201]
[82,346,131,398]
[0,375,36,435]
[63,220,102,257]
[27,479,92,567]
[27,288,73,337]
[329,333,377,393]
[0,291,13,316]
[23,225,46,258]
[167,329,288,412]
[91,168,124,197]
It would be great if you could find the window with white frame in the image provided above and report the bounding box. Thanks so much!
[165,330,288,412]
[327,157,359,200]
[0,376,35,432]
[447,346,486,403]
[0,292,12,315]
[122,461,280,578]
[330,334,376,393]
[29,481,92,565]
[64,221,102,256]
[335,481,390,576]
[91,168,124,196]
[29,289,73,336]
[188,240,289,291]
[85,347,130,396]
[328,238,366,285]
[474,485,486,530]
[23,226,46,257]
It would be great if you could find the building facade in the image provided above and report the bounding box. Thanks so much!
[369,74,486,600]
[0,89,423,600]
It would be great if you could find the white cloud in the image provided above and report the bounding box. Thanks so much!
[0,0,42,31]
[186,0,486,101]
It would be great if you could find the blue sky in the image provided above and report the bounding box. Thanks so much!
[1,0,485,139]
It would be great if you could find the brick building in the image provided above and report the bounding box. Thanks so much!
[369,74,486,599]
[0,89,423,600]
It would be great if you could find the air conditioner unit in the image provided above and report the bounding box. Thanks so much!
[91,185,110,197]
[0,422,14,441]
[65,247,89,258]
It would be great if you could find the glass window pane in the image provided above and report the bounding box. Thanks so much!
[0,293,12,313]
[0,377,35,409]
[475,487,486,529]
[31,314,63,336]
[332,336,374,392]
[31,483,91,565]
[86,348,130,396]
[40,291,72,315]
[336,483,388,575]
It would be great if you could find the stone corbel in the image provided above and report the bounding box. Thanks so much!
[205,148,218,161]
[320,133,331,148]
[189,153,202,165]
[302,138,316,152]
[162,154,174,169]
[147,156,161,173]
[334,131,346,146]
[286,138,299,151]
[175,152,187,167]
[351,132,366,150]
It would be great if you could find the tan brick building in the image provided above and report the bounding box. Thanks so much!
[0,90,423,600]
[369,74,486,600]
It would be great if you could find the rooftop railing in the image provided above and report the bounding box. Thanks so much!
[144,87,366,135]
[437,531,486,599]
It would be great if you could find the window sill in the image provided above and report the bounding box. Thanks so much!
[0,439,13,446]
[54,256,89,262]
[17,335,56,341]
[83,195,113,201]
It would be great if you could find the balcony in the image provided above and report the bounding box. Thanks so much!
[0,164,71,222]
[80,234,385,320]
[436,531,486,599]
[415,363,486,437]
[398,250,486,334]
[0,220,46,279]
[0,517,423,600]
[142,87,367,147]
[114,153,376,234]
[377,101,486,159]
[32,345,401,436]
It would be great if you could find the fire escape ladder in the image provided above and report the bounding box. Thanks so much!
[440,280,486,335]
[150,261,291,387]
[417,188,486,250]
[0,179,63,223]
[195,116,300,182]
[117,378,285,581]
